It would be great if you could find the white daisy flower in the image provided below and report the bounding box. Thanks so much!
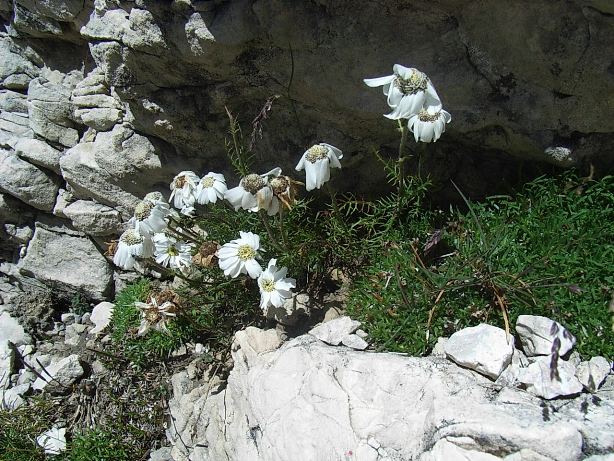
[169,171,199,211]
[295,143,343,191]
[224,168,281,215]
[217,231,263,279]
[364,64,441,120]
[408,107,452,143]
[258,258,296,311]
[196,172,227,205]
[153,233,193,270]
[113,228,153,270]
[133,198,170,235]
[135,297,177,336]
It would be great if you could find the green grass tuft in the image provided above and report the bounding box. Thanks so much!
[347,173,614,359]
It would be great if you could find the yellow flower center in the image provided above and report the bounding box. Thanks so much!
[120,230,143,245]
[394,70,428,95]
[237,244,256,261]
[241,174,266,194]
[167,244,179,256]
[134,201,153,220]
[418,109,440,122]
[201,176,215,188]
[306,145,329,163]
[260,278,275,292]
[270,176,289,195]
[145,308,161,323]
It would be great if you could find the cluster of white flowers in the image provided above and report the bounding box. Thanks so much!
[364,64,451,143]
[112,62,451,333]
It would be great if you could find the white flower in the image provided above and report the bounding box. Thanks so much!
[135,297,177,336]
[217,231,262,278]
[408,107,451,143]
[113,228,153,270]
[133,198,170,235]
[153,233,193,270]
[224,168,281,215]
[196,172,227,205]
[364,64,441,119]
[295,143,342,191]
[258,259,296,311]
[169,171,199,210]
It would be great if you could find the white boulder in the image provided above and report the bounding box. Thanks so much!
[575,356,611,392]
[518,355,583,399]
[516,315,576,357]
[309,315,361,346]
[444,323,514,379]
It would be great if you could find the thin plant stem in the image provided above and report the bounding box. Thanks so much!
[259,210,283,252]
[397,119,409,185]
[278,209,289,248]
[325,182,340,215]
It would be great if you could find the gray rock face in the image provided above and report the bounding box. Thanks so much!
[0,149,60,211]
[516,315,576,357]
[27,76,79,147]
[167,328,613,461]
[14,138,63,174]
[444,323,514,379]
[18,224,113,300]
[71,68,124,131]
[32,354,84,393]
[0,35,41,90]
[60,124,165,215]
[63,200,122,236]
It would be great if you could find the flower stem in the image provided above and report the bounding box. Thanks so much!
[278,209,289,248]
[397,119,409,186]
[325,183,340,215]
[259,211,284,252]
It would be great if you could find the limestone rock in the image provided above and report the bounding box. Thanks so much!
[518,355,583,399]
[167,329,606,461]
[0,36,41,90]
[14,0,84,22]
[445,323,514,379]
[90,301,114,335]
[0,383,30,410]
[516,315,576,357]
[71,68,124,130]
[309,316,361,346]
[0,90,29,113]
[18,224,113,300]
[27,76,79,147]
[0,149,60,211]
[575,356,611,392]
[14,138,63,174]
[36,426,67,455]
[60,124,164,215]
[80,8,129,41]
[64,323,87,346]
[63,200,122,236]
[124,9,167,54]
[32,354,84,393]
[232,327,283,363]
[340,333,368,350]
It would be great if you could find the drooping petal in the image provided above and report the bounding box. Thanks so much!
[304,161,318,191]
[425,80,443,111]
[387,86,404,108]
[384,93,425,120]
[322,143,343,161]
[225,186,245,210]
[245,259,263,279]
[316,158,331,189]
[267,196,280,216]
[295,153,307,172]
[392,64,412,79]
[363,74,395,87]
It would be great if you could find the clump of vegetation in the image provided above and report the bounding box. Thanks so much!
[347,173,614,359]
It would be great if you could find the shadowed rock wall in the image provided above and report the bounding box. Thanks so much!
[0,0,613,298]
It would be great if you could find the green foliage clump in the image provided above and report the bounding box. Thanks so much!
[0,397,55,461]
[348,173,614,359]
[60,429,135,461]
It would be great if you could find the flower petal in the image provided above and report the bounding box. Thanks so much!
[245,259,263,279]
[363,75,394,87]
